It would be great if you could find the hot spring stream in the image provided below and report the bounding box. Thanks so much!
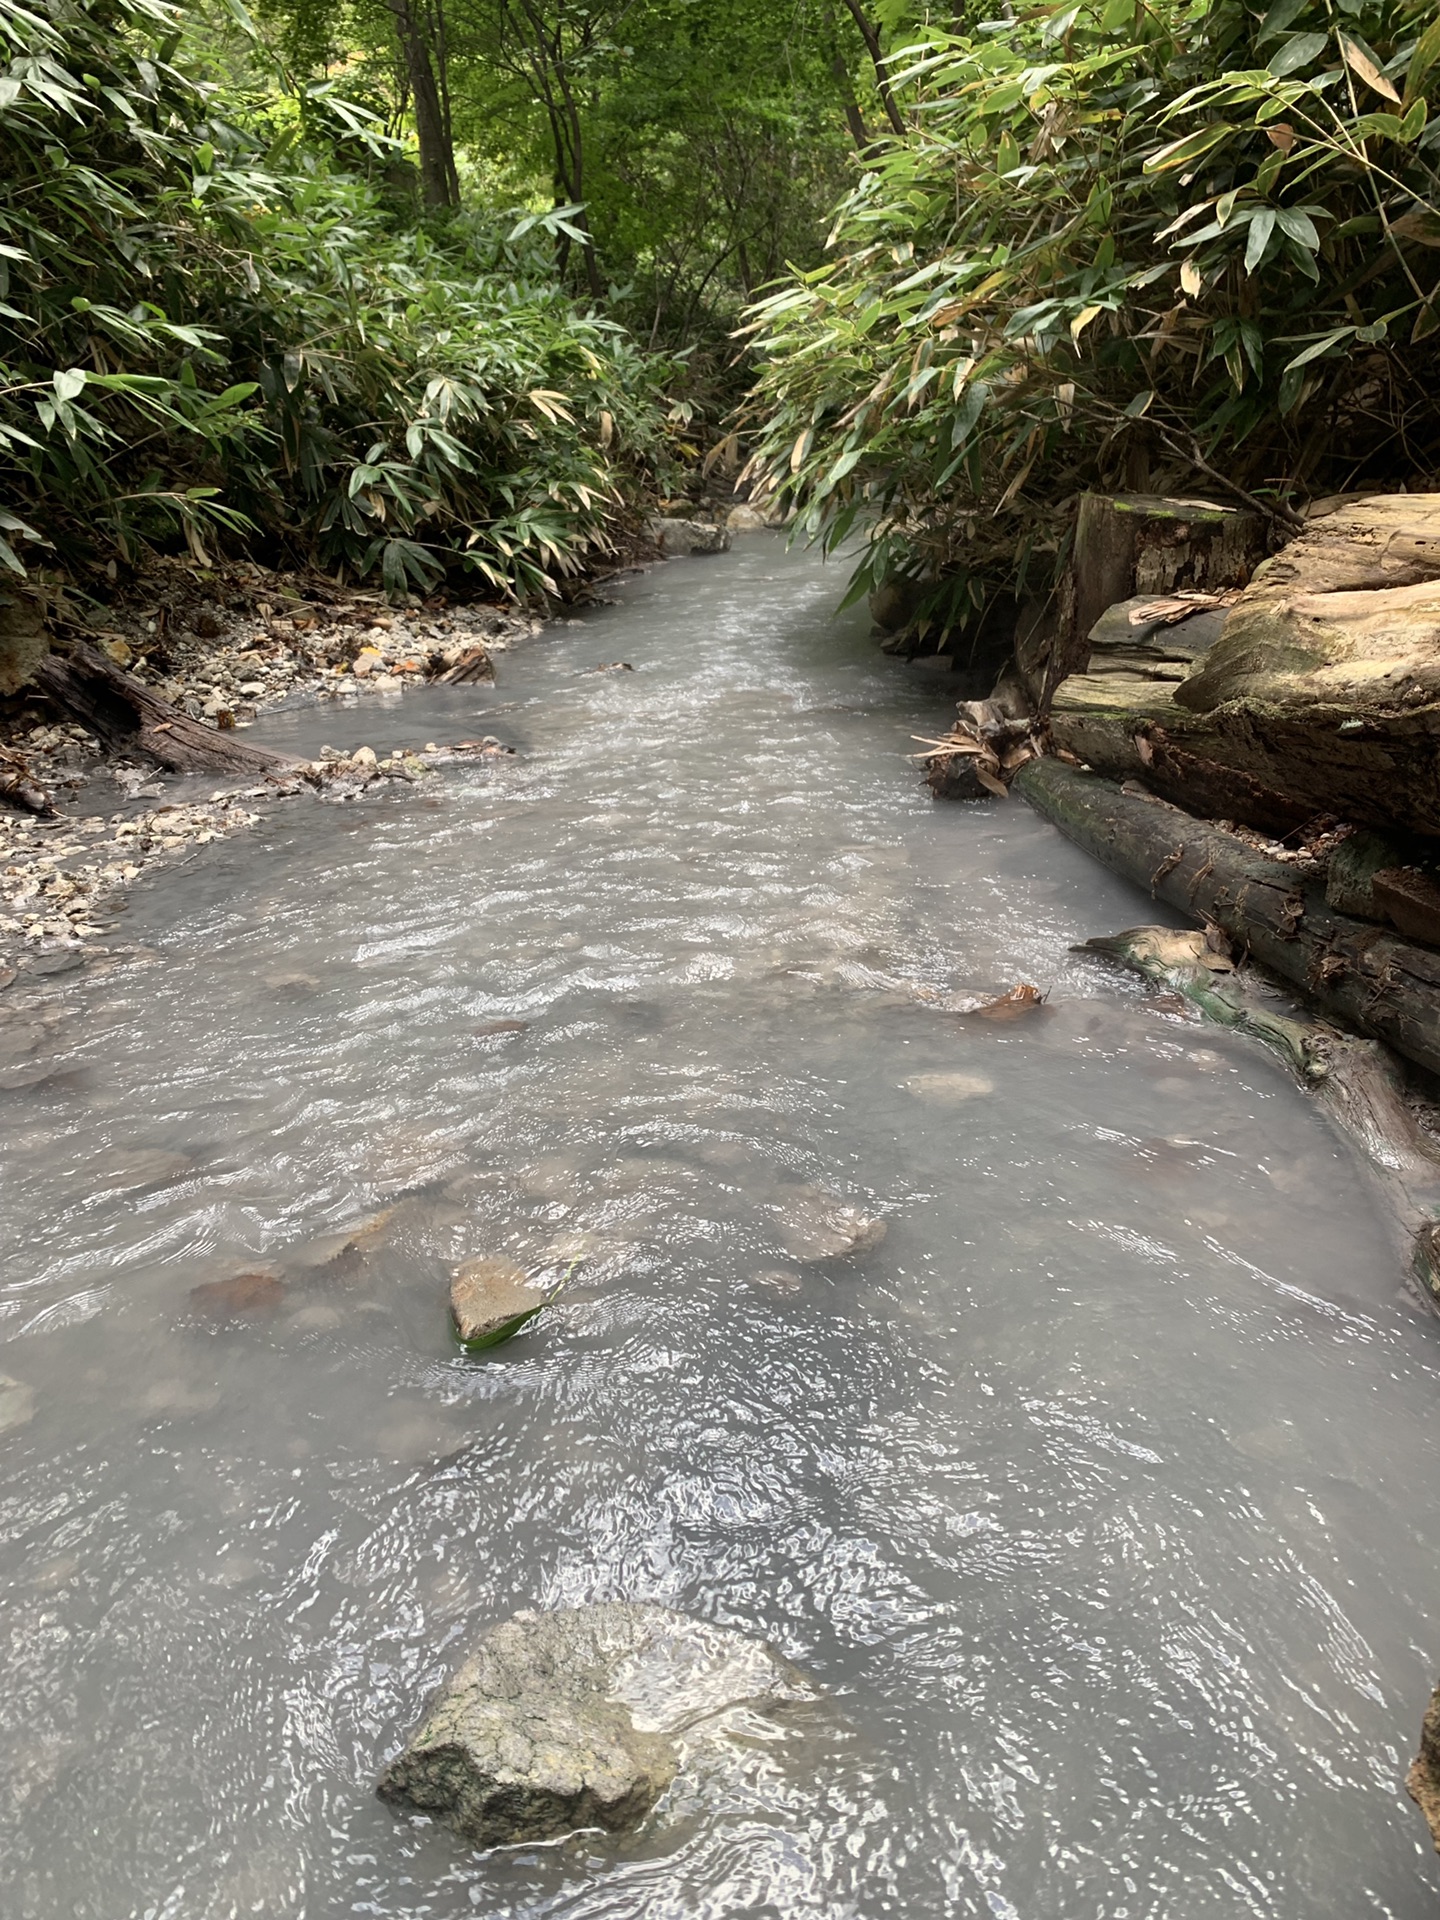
[4,540,1440,1919]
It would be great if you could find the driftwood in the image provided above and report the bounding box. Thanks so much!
[33,636,297,777]
[1013,756,1440,1080]
[1081,925,1440,1300]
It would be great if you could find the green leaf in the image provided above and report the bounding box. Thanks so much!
[1406,14,1440,105]
[1144,125,1232,173]
[1268,32,1329,77]
[1275,207,1320,249]
[1282,326,1357,370]
[1244,208,1277,272]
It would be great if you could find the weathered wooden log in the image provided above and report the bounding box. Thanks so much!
[1081,925,1440,1298]
[1019,493,1266,704]
[1013,756,1440,1080]
[1071,493,1265,657]
[33,636,297,777]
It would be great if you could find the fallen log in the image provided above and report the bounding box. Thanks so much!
[33,636,298,777]
[1081,925,1440,1299]
[1013,756,1440,1081]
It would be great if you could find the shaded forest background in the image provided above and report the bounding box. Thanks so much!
[0,0,1436,634]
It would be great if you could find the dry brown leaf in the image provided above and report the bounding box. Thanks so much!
[970,982,1045,1020]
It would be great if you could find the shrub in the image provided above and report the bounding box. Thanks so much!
[0,0,673,596]
[742,0,1440,639]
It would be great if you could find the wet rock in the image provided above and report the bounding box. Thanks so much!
[725,504,769,533]
[377,1601,816,1851]
[1409,1680,1440,1851]
[349,745,378,771]
[0,1373,36,1434]
[773,1184,887,1262]
[450,1255,546,1349]
[649,517,731,557]
[187,1270,286,1320]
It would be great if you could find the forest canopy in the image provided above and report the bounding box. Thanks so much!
[0,0,1436,619]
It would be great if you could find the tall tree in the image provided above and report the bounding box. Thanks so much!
[386,0,459,205]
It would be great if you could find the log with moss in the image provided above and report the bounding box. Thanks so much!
[1013,755,1440,1081]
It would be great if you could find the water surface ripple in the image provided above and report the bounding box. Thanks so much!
[2,542,1438,1918]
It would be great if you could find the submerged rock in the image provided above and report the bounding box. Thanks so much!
[773,1183,886,1262]
[0,1373,36,1434]
[187,1270,286,1321]
[449,1255,546,1349]
[377,1601,816,1850]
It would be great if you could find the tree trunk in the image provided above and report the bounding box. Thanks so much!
[829,53,873,151]
[1013,755,1440,1080]
[34,639,301,778]
[838,0,906,137]
[388,0,457,208]
[1081,924,1440,1301]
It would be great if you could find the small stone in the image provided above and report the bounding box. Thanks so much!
[350,746,378,771]
[450,1255,546,1349]
[351,649,385,678]
[751,1268,804,1293]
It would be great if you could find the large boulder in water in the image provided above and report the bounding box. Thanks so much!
[649,516,731,556]
[377,1602,817,1850]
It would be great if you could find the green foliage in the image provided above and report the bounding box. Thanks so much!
[742,0,1440,636]
[0,0,673,595]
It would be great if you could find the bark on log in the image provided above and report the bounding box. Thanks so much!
[33,637,299,778]
[1013,756,1440,1081]
[1081,925,1440,1299]
[1022,494,1266,704]
[1071,493,1265,657]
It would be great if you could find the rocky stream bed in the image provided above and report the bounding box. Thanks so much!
[2,536,1440,1917]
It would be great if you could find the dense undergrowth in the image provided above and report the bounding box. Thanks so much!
[0,0,676,600]
[742,0,1440,643]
